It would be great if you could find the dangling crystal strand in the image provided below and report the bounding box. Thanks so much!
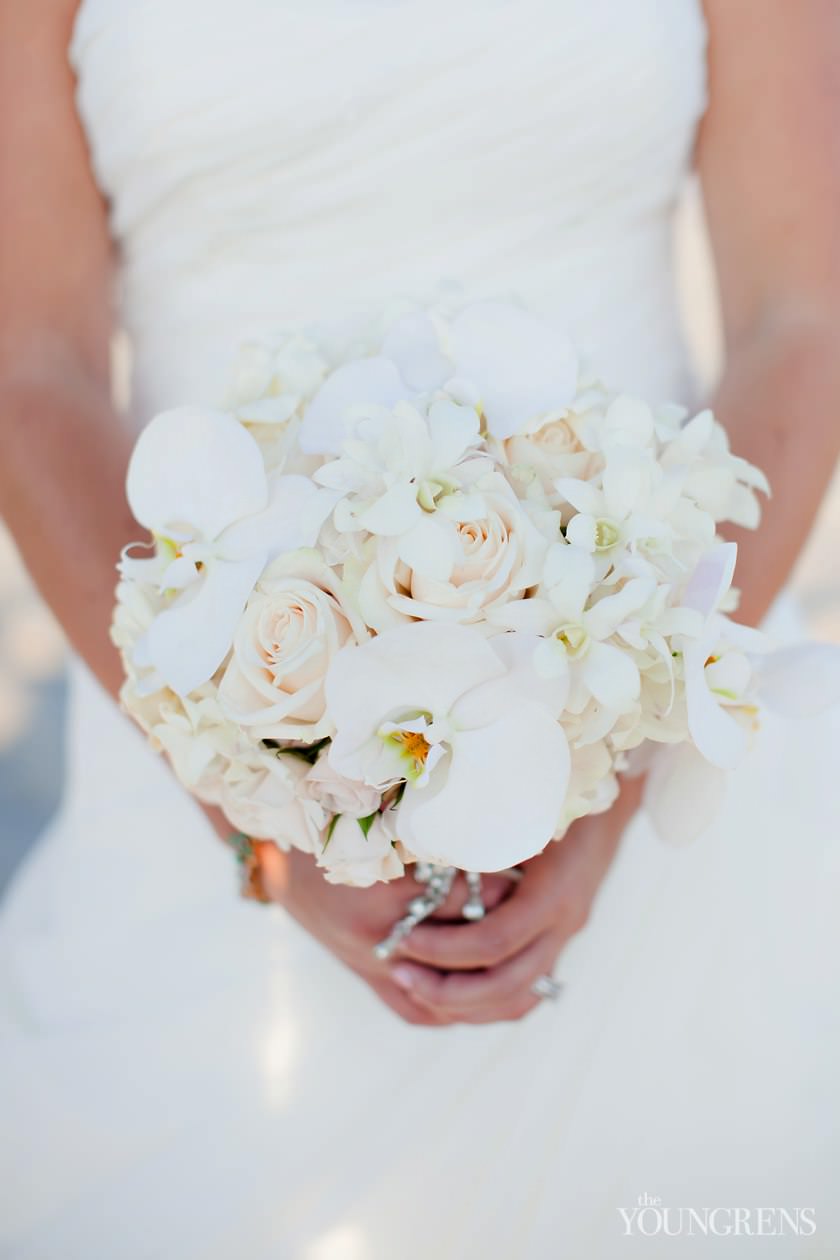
[462,870,485,921]
[372,864,457,960]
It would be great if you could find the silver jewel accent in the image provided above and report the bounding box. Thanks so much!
[462,870,486,921]
[531,974,564,1001]
[373,864,457,961]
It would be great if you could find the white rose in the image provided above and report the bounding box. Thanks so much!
[220,749,326,853]
[219,549,367,742]
[120,669,251,805]
[220,337,329,474]
[355,480,548,631]
[305,750,381,818]
[227,335,329,419]
[317,811,404,887]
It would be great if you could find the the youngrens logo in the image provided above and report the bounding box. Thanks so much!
[618,1193,817,1238]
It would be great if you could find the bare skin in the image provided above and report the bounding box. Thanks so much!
[2,0,839,1026]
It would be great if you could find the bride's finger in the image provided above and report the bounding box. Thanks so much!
[394,876,547,970]
[390,932,560,1024]
[366,974,456,1028]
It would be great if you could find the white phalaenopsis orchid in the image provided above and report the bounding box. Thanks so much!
[124,407,336,695]
[325,623,571,871]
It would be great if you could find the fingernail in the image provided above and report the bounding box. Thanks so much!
[391,964,415,992]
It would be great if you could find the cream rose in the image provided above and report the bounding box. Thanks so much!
[219,549,367,741]
[317,811,404,887]
[503,414,597,498]
[305,750,381,818]
[355,483,548,631]
[220,749,326,853]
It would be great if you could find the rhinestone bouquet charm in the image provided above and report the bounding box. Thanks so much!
[373,865,489,962]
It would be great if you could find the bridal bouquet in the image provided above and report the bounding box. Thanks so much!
[113,298,826,887]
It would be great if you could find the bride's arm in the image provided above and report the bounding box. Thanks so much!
[0,2,134,699]
[697,0,840,626]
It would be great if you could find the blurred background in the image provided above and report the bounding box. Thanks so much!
[1,183,838,898]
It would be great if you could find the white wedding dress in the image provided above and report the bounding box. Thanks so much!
[2,1,840,1256]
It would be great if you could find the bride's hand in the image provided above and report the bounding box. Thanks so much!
[205,777,640,1028]
[227,827,517,1028]
[388,777,644,1025]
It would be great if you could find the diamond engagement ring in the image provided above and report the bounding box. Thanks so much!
[531,974,564,1001]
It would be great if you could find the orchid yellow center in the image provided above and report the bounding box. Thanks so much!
[382,726,433,782]
[154,533,181,561]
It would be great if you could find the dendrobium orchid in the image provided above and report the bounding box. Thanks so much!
[124,407,336,695]
[660,408,770,529]
[313,398,489,581]
[325,623,571,870]
[495,544,656,715]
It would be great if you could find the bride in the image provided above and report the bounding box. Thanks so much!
[2,1,839,1256]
